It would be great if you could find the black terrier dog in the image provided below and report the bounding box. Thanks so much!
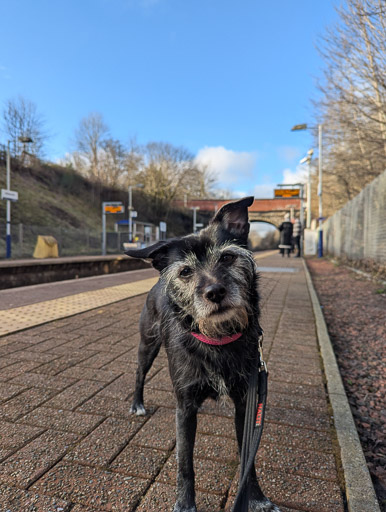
[125,197,280,512]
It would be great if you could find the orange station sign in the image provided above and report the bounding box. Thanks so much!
[274,189,300,198]
[104,204,124,214]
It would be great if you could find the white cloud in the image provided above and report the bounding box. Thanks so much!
[232,190,248,198]
[195,146,257,186]
[282,166,308,185]
[253,183,275,198]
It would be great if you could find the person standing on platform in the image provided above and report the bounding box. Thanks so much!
[292,217,302,257]
[278,213,293,257]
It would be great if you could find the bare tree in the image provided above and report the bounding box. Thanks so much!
[72,112,110,182]
[136,142,215,218]
[2,96,48,158]
[99,138,128,188]
[313,0,386,215]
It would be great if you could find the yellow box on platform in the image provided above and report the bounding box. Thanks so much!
[33,235,59,258]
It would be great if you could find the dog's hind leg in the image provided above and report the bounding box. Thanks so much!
[130,318,161,416]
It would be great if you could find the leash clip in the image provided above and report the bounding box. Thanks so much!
[257,333,267,373]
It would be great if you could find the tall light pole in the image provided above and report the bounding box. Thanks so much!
[128,184,144,243]
[317,124,323,257]
[291,123,323,257]
[4,136,33,258]
[299,148,314,229]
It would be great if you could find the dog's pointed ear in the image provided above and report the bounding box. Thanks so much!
[210,196,254,245]
[125,240,171,271]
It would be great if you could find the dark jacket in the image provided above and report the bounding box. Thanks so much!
[279,221,293,246]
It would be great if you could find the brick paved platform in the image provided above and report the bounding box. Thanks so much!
[0,252,352,511]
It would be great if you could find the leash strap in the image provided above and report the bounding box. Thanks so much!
[231,334,268,512]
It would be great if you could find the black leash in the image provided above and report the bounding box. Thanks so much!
[231,334,268,512]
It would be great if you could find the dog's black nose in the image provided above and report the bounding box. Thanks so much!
[204,284,227,303]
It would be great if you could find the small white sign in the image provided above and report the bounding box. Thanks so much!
[131,210,138,218]
[304,229,317,255]
[1,189,18,201]
[159,221,167,232]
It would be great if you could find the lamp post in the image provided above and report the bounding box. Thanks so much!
[4,136,33,258]
[291,123,323,257]
[317,124,323,257]
[128,184,144,243]
[299,148,314,229]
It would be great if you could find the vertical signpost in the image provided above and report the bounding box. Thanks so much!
[101,202,124,255]
[2,141,19,259]
[318,124,323,257]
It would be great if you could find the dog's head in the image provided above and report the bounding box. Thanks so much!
[125,197,258,338]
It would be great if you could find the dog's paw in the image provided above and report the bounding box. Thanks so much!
[173,505,196,512]
[130,403,146,416]
[249,498,282,511]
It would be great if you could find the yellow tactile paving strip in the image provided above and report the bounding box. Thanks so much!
[0,277,158,337]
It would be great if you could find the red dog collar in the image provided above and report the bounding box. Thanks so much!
[191,332,242,346]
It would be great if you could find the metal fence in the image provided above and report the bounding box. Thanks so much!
[323,169,386,266]
[0,224,133,259]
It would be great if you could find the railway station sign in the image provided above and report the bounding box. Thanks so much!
[1,189,18,201]
[103,202,124,214]
[274,188,300,198]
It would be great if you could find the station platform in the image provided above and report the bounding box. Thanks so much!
[0,251,379,511]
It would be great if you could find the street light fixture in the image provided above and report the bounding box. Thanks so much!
[18,136,33,144]
[291,123,323,257]
[3,136,34,258]
[128,183,144,243]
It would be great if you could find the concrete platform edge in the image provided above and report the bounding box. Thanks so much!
[303,259,380,512]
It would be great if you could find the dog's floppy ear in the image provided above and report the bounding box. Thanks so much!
[125,240,172,271]
[210,196,254,245]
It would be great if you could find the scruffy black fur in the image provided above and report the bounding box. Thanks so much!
[125,197,280,512]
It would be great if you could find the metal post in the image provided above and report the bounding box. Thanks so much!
[128,186,133,243]
[193,207,197,233]
[299,184,304,227]
[191,206,199,233]
[299,184,305,257]
[102,203,106,255]
[307,161,312,229]
[6,141,11,258]
[318,124,323,257]
[19,223,23,257]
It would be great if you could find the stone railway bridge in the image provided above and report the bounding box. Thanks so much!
[173,198,301,228]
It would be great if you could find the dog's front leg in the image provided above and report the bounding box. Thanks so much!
[173,403,198,512]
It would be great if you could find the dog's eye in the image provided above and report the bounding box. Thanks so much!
[220,253,236,264]
[179,267,192,278]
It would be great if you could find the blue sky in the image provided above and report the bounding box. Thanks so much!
[1,0,338,198]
